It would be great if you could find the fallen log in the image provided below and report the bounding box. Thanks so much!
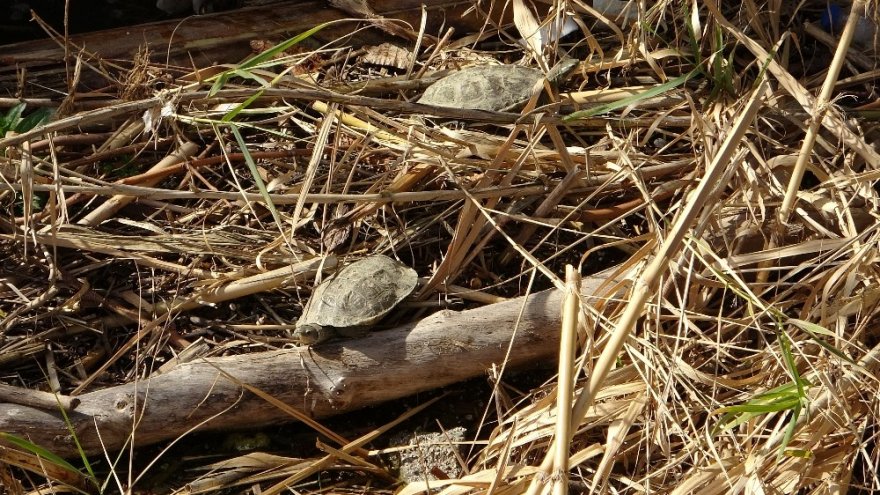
[0,269,621,457]
[0,0,483,97]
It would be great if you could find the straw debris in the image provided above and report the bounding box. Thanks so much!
[1,0,879,493]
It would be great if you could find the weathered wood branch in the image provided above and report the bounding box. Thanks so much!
[0,0,480,95]
[0,269,620,457]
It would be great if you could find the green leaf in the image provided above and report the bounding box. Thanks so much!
[222,89,265,122]
[563,68,699,120]
[208,21,330,96]
[0,432,83,475]
[208,71,232,97]
[783,448,813,459]
[16,107,54,132]
[229,125,283,230]
[0,101,26,134]
[788,318,856,364]
[237,22,330,71]
[713,381,808,434]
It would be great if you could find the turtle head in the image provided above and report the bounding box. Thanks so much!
[548,58,579,84]
[294,324,332,346]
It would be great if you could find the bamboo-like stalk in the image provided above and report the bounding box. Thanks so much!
[550,265,580,495]
[525,77,770,495]
[76,142,200,226]
[778,0,865,223]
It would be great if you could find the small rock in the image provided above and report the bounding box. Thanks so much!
[389,427,467,482]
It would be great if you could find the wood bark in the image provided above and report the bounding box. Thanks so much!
[0,0,485,96]
[0,270,620,457]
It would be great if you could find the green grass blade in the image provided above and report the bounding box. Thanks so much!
[0,101,26,134]
[238,22,329,70]
[221,89,266,122]
[0,432,84,476]
[563,68,699,120]
[229,125,284,230]
[55,398,98,485]
[789,318,856,364]
[208,21,330,96]
[777,402,802,459]
[16,107,54,132]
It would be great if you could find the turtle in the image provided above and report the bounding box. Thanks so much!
[417,58,579,112]
[294,255,418,345]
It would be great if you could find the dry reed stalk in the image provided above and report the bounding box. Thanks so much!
[779,0,864,223]
[525,78,770,494]
[10,182,549,204]
[550,266,580,495]
[76,142,200,226]
[261,394,444,495]
[703,0,880,167]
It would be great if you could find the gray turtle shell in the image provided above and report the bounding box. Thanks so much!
[418,65,543,112]
[296,254,417,330]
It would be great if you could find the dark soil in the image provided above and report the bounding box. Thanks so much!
[1,0,239,44]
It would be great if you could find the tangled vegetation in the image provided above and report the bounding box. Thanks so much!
[1,0,879,493]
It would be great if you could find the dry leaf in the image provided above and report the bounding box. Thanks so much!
[513,0,544,61]
[361,43,413,69]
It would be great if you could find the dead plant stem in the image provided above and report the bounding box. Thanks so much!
[525,78,769,495]
[551,266,580,495]
[779,0,864,223]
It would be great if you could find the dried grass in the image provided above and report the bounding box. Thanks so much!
[1,0,880,493]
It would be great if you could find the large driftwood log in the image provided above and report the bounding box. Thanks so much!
[0,270,619,457]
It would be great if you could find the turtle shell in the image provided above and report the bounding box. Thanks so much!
[417,65,543,112]
[296,255,418,330]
